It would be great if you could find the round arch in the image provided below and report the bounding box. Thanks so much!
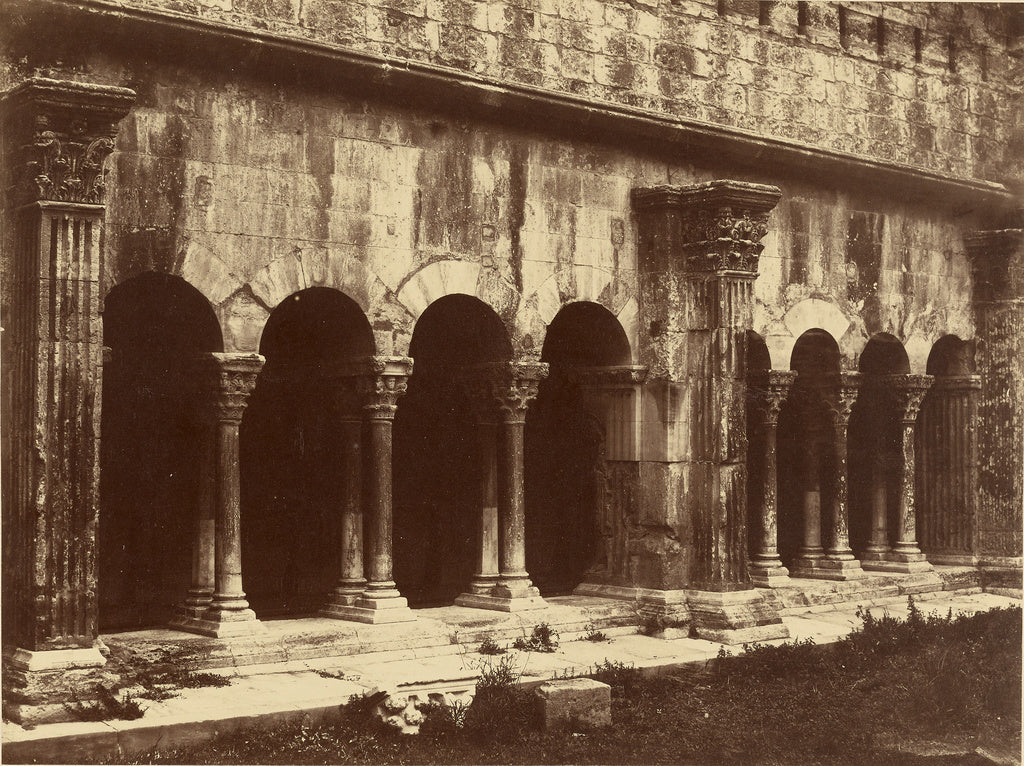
[393,294,513,606]
[240,287,375,618]
[99,272,222,632]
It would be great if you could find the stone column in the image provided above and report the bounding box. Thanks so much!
[965,229,1023,590]
[861,448,891,564]
[917,375,982,564]
[2,78,134,724]
[819,372,865,579]
[885,374,934,572]
[322,372,367,617]
[748,370,796,587]
[332,357,416,623]
[456,378,501,604]
[631,181,788,644]
[169,366,217,631]
[459,360,548,611]
[179,353,265,637]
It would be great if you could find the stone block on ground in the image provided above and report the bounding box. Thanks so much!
[534,678,611,730]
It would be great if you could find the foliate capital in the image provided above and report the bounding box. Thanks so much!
[828,371,863,427]
[2,78,135,206]
[632,180,781,275]
[482,360,549,422]
[750,369,797,425]
[358,356,414,419]
[199,353,265,423]
[885,374,934,424]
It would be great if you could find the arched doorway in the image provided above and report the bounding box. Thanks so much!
[776,330,840,571]
[849,334,911,560]
[240,288,374,618]
[100,273,222,631]
[393,295,512,606]
[917,335,979,562]
[525,302,632,595]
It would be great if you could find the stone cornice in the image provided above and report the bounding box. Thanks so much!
[2,0,1017,214]
[1,77,136,206]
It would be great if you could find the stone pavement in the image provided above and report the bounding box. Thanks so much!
[3,583,1019,764]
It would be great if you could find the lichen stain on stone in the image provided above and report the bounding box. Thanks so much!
[303,112,335,242]
[508,143,529,294]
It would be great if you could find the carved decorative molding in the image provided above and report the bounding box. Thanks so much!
[885,374,935,424]
[359,356,414,419]
[566,364,649,389]
[827,371,863,428]
[632,181,782,275]
[750,370,797,426]
[198,353,265,423]
[478,361,550,422]
[2,78,135,206]
[964,229,1023,303]
[931,375,983,392]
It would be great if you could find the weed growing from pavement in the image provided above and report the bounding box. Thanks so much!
[582,623,610,642]
[477,635,506,655]
[512,622,559,652]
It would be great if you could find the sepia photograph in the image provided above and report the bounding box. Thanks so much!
[0,0,1021,762]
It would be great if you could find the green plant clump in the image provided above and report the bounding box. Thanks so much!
[477,635,506,655]
[512,622,559,652]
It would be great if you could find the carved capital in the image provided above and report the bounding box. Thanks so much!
[358,356,413,419]
[632,180,781,275]
[2,78,135,206]
[964,228,1023,303]
[483,360,549,422]
[827,371,863,428]
[198,353,265,424]
[571,364,649,389]
[751,369,797,426]
[885,374,934,424]
[931,375,982,393]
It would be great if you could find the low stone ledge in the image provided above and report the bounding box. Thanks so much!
[534,678,611,731]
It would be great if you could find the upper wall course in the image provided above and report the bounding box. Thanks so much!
[1,1,1020,186]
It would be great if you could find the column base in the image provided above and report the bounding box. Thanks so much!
[454,591,546,612]
[320,582,368,617]
[465,574,501,595]
[329,589,417,624]
[859,547,891,563]
[748,558,791,588]
[171,607,265,638]
[686,589,789,645]
[861,558,934,574]
[3,646,110,726]
[814,555,867,580]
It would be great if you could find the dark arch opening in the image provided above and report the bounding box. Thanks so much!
[240,287,374,618]
[100,272,222,632]
[393,295,512,606]
[776,330,840,569]
[918,335,976,559]
[849,334,910,557]
[526,302,632,595]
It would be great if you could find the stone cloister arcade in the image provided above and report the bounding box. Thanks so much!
[97,261,982,638]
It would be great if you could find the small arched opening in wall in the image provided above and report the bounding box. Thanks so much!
[393,294,513,607]
[848,333,912,560]
[240,287,375,618]
[525,301,633,596]
[776,329,841,571]
[100,272,223,632]
[916,335,979,563]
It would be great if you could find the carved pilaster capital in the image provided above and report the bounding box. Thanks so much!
[884,374,934,424]
[751,369,797,425]
[358,356,413,419]
[2,78,136,206]
[632,180,781,275]
[482,360,550,423]
[964,228,1023,303]
[827,371,863,428]
[197,353,265,424]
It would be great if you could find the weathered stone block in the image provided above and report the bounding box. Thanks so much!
[535,678,611,730]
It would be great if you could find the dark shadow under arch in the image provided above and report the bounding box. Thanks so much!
[393,295,513,606]
[100,272,222,631]
[241,287,375,618]
[526,302,631,594]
